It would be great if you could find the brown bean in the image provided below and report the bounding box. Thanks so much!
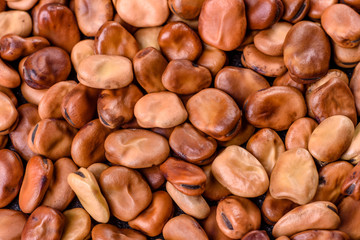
[242,230,270,240]
[244,0,284,30]
[133,47,167,93]
[341,162,360,200]
[202,163,231,201]
[139,165,166,190]
[20,81,48,105]
[74,0,113,37]
[285,117,318,150]
[261,192,299,225]
[115,0,169,28]
[200,206,233,240]
[308,115,354,163]
[272,201,340,237]
[168,0,204,20]
[97,84,143,128]
[61,83,100,129]
[71,119,112,167]
[9,103,40,161]
[68,168,110,223]
[341,0,360,11]
[350,63,360,115]
[215,66,270,107]
[282,0,310,23]
[62,208,91,240]
[338,196,360,239]
[270,148,318,205]
[167,13,199,30]
[129,191,174,237]
[217,196,261,239]
[37,3,80,52]
[244,86,306,131]
[163,214,209,240]
[94,21,139,59]
[0,34,50,61]
[105,129,169,168]
[99,166,152,221]
[0,209,27,240]
[42,157,77,211]
[273,72,305,93]
[212,145,269,198]
[218,117,256,147]
[28,119,78,160]
[0,58,20,88]
[87,162,109,182]
[308,0,337,19]
[23,47,71,89]
[0,86,17,107]
[21,206,65,240]
[158,22,202,61]
[254,22,292,56]
[291,230,350,240]
[187,88,242,141]
[197,44,227,76]
[241,44,287,77]
[283,21,330,83]
[38,81,77,119]
[198,0,246,51]
[92,224,147,240]
[160,157,206,196]
[19,156,53,213]
[322,4,360,48]
[134,91,188,128]
[0,11,32,38]
[0,91,18,134]
[342,122,360,164]
[313,161,353,204]
[333,40,360,68]
[0,149,23,208]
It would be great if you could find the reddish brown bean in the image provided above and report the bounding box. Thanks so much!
[92,224,147,240]
[0,209,27,240]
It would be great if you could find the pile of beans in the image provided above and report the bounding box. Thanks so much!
[1,0,360,239]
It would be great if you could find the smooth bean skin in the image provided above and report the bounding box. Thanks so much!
[308,0,337,19]
[0,91,18,134]
[0,149,23,208]
[202,164,231,201]
[134,27,162,50]
[67,168,110,223]
[92,224,147,240]
[244,86,307,131]
[197,44,227,76]
[70,39,95,72]
[9,103,40,161]
[139,165,166,190]
[21,206,65,240]
[168,0,204,20]
[338,196,360,239]
[285,117,318,150]
[342,122,360,164]
[41,157,77,211]
[128,191,174,237]
[162,214,209,240]
[61,208,91,240]
[242,231,270,240]
[105,129,170,168]
[341,162,360,200]
[19,156,53,213]
[37,3,80,52]
[291,230,350,240]
[71,119,112,167]
[87,162,109,182]
[273,72,305,93]
[0,11,32,38]
[0,58,20,88]
[99,166,152,221]
[216,196,261,239]
[200,206,234,240]
[0,209,27,240]
[198,0,247,51]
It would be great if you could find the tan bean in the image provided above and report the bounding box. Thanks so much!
[200,206,233,240]
[342,122,360,164]
[308,115,354,163]
[333,40,360,68]
[198,0,246,51]
[19,156,54,213]
[94,21,139,59]
[134,27,162,50]
[74,0,113,36]
[62,208,91,240]
[0,209,27,240]
[99,166,152,221]
[273,72,305,93]
[0,91,18,134]
[0,10,32,38]
[163,214,209,240]
[167,13,199,30]
[197,44,227,76]
[87,163,109,182]
[0,149,23,208]
[42,157,77,211]
[212,145,269,198]
[166,181,210,219]
[67,168,110,223]
[0,86,17,107]
[291,230,350,240]
[216,196,261,239]
[21,206,65,240]
[273,201,340,237]
[244,86,306,131]
[7,0,38,10]
[134,91,188,128]
[70,39,95,72]
[158,21,202,61]
[92,224,146,240]
[202,163,231,201]
[285,117,318,150]
[128,191,174,237]
[115,0,169,27]
[37,3,80,52]
[20,80,48,105]
[0,58,20,88]
[218,117,256,147]
[282,0,310,23]
[28,119,78,160]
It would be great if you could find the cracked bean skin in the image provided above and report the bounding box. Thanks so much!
[67,168,110,223]
[272,201,340,238]
[216,196,261,239]
[19,156,53,213]
[0,149,24,208]
[21,206,65,240]
[244,86,307,131]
